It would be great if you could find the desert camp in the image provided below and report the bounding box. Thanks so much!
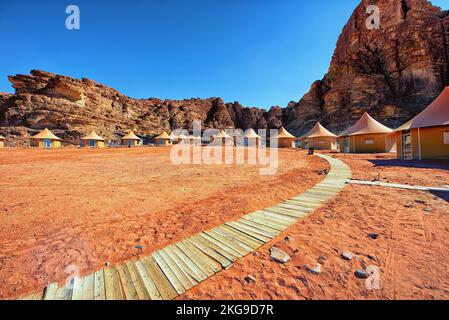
[338,113,395,154]
[300,122,337,150]
[121,131,141,147]
[154,131,172,145]
[243,128,262,147]
[80,130,105,148]
[394,86,449,160]
[29,128,62,149]
[273,127,296,148]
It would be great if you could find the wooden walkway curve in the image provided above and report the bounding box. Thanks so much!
[18,153,351,300]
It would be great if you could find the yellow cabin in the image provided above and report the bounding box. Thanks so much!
[155,131,172,145]
[300,122,337,150]
[273,127,296,148]
[0,135,5,148]
[80,130,105,148]
[338,113,395,153]
[394,87,449,160]
[30,128,62,149]
[121,131,141,147]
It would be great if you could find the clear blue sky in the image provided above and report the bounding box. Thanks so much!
[0,0,447,109]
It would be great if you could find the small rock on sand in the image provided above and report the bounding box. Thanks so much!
[354,269,368,279]
[341,252,354,261]
[305,264,321,275]
[368,233,378,240]
[244,275,256,283]
[270,247,291,263]
[318,256,327,264]
[135,245,143,249]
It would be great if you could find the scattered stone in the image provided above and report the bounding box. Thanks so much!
[367,254,377,261]
[284,236,290,242]
[318,256,327,264]
[104,262,110,267]
[354,269,369,279]
[244,275,256,283]
[368,233,378,240]
[269,247,291,264]
[423,208,432,212]
[305,264,321,275]
[135,245,143,249]
[341,252,354,261]
[415,200,426,205]
[404,204,413,208]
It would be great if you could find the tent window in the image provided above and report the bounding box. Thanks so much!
[365,139,374,145]
[444,132,449,145]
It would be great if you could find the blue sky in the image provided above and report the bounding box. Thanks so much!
[0,0,447,109]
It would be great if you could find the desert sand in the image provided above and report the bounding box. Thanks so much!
[0,147,328,299]
[179,153,449,300]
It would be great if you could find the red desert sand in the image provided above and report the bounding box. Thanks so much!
[0,147,328,299]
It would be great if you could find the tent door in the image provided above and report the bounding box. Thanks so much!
[89,140,95,148]
[401,131,412,160]
[44,139,51,148]
[343,137,350,153]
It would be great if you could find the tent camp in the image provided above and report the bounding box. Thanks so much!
[338,113,395,153]
[300,122,337,150]
[243,128,261,147]
[394,86,449,160]
[154,131,172,145]
[211,130,234,146]
[30,128,62,148]
[272,127,296,148]
[121,131,142,147]
[80,130,105,148]
[169,132,188,145]
[0,135,5,148]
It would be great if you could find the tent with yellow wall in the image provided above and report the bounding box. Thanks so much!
[30,128,62,148]
[154,131,172,145]
[338,113,395,153]
[394,86,449,160]
[80,130,105,148]
[243,128,261,147]
[211,130,234,146]
[272,127,296,148]
[300,122,337,150]
[121,131,141,147]
[0,135,5,148]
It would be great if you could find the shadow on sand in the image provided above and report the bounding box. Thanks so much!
[369,159,449,171]
[430,190,449,203]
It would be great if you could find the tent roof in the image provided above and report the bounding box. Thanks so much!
[244,128,261,138]
[214,130,232,139]
[81,130,104,141]
[340,113,393,136]
[155,131,171,140]
[122,131,140,140]
[396,86,449,131]
[301,122,337,138]
[30,128,62,140]
[0,135,5,140]
[274,127,296,139]
[170,131,188,139]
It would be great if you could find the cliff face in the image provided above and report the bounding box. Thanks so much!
[0,70,283,145]
[1,0,448,145]
[285,0,449,135]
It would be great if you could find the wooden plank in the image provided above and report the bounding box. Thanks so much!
[168,244,208,281]
[204,229,251,255]
[152,251,186,294]
[225,222,271,243]
[241,216,285,232]
[71,276,84,300]
[263,206,303,218]
[94,269,106,300]
[104,267,124,300]
[238,217,282,234]
[32,291,43,300]
[177,240,221,274]
[199,233,243,259]
[249,211,292,228]
[215,225,263,249]
[82,273,95,300]
[256,210,296,224]
[158,248,197,289]
[43,283,58,300]
[55,278,73,300]
[140,255,177,300]
[116,263,139,300]
[187,237,233,268]
[135,259,163,300]
[125,261,150,300]
[284,199,321,208]
[278,203,314,213]
[229,221,275,239]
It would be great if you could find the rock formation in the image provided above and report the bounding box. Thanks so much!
[0,0,448,145]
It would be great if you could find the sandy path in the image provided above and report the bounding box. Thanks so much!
[0,147,327,298]
[179,154,449,300]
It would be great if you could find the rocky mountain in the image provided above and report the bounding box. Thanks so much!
[1,0,448,146]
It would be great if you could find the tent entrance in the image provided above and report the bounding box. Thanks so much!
[401,130,412,160]
[89,140,95,148]
[343,137,350,153]
[44,139,51,148]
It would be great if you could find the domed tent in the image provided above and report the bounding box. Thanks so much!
[243,128,261,147]
[154,131,172,145]
[80,130,105,148]
[211,130,234,146]
[30,128,62,149]
[338,113,395,153]
[300,122,337,150]
[121,131,142,147]
[272,127,296,148]
[394,86,449,160]
[0,135,5,148]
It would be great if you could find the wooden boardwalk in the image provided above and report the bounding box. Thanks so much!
[18,154,351,300]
